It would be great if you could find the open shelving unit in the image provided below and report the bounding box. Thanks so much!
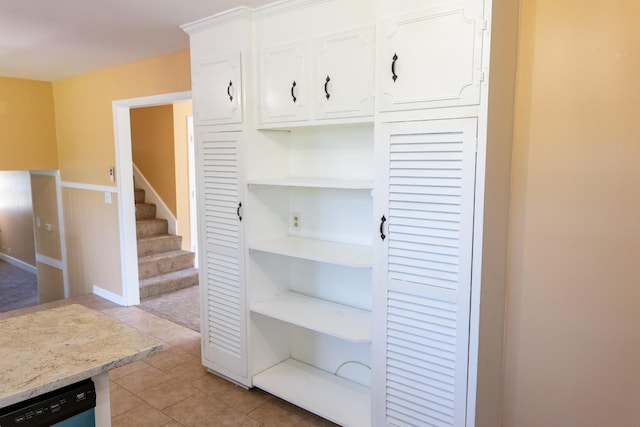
[253,359,371,427]
[249,236,372,268]
[250,291,371,342]
[247,177,373,190]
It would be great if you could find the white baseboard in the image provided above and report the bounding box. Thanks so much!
[92,285,127,306]
[0,253,37,274]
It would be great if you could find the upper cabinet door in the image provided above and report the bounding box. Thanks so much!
[378,4,484,112]
[314,26,375,120]
[258,41,310,124]
[192,52,243,125]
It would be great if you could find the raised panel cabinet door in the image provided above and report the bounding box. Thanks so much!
[372,118,477,426]
[192,53,243,125]
[378,4,484,112]
[258,41,310,124]
[196,129,248,385]
[314,26,375,120]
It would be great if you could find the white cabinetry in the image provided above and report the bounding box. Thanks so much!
[258,41,310,124]
[196,129,248,384]
[377,4,484,112]
[258,26,375,126]
[184,0,518,424]
[372,118,478,426]
[314,26,375,120]
[192,53,243,125]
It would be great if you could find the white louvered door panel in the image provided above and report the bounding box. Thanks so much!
[196,129,248,385]
[373,118,477,426]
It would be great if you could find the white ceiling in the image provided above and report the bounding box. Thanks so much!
[0,0,272,82]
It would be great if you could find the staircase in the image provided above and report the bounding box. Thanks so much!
[135,188,198,300]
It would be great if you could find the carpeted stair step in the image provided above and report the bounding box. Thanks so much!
[139,268,199,300]
[137,234,183,257]
[136,218,168,238]
[135,203,157,221]
[138,250,195,279]
[134,188,146,204]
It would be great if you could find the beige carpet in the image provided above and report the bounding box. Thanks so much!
[137,285,200,332]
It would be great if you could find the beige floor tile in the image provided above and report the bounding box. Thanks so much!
[191,372,238,395]
[163,392,254,426]
[176,335,201,357]
[219,385,273,414]
[166,357,208,382]
[145,346,198,372]
[249,397,338,427]
[113,363,173,395]
[137,377,199,410]
[109,359,149,380]
[111,402,172,427]
[110,386,145,417]
[161,421,185,427]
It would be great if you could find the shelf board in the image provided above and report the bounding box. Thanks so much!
[253,359,371,427]
[249,236,372,268]
[251,291,371,343]
[247,177,373,190]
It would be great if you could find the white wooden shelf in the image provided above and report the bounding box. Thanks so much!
[253,359,371,427]
[249,236,372,268]
[247,177,373,190]
[251,291,371,343]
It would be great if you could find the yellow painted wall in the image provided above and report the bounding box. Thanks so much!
[173,102,193,251]
[131,105,177,215]
[503,0,640,425]
[0,77,58,171]
[0,171,35,266]
[61,188,121,296]
[52,50,191,297]
[37,262,64,303]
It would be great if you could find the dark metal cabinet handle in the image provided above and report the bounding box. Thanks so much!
[291,81,297,103]
[237,202,242,221]
[380,215,386,240]
[324,75,331,100]
[227,81,233,101]
[392,53,398,82]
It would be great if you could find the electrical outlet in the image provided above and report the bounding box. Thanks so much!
[291,212,301,230]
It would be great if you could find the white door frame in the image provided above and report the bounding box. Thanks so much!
[187,116,199,268]
[112,91,192,306]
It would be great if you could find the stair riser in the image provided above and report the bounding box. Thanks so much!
[134,189,146,204]
[135,204,157,221]
[138,252,195,279]
[139,270,199,299]
[136,219,168,238]
[137,236,182,257]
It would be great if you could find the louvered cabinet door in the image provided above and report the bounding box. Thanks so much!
[196,129,248,385]
[373,118,477,426]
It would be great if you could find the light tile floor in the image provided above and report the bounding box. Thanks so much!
[3,294,339,427]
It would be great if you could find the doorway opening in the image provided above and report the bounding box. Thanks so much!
[112,91,196,308]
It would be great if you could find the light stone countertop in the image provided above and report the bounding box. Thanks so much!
[0,304,163,408]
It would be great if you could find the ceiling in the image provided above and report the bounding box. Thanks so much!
[0,0,272,82]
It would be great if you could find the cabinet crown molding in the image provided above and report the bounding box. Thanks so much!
[181,6,254,34]
[254,0,328,20]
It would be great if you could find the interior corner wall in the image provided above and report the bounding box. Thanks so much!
[0,171,36,266]
[502,0,640,425]
[52,49,191,298]
[130,104,177,215]
[0,77,58,171]
[173,101,193,251]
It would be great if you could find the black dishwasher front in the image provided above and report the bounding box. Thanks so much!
[0,378,96,427]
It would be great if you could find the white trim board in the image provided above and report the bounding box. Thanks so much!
[92,285,127,306]
[0,254,37,274]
